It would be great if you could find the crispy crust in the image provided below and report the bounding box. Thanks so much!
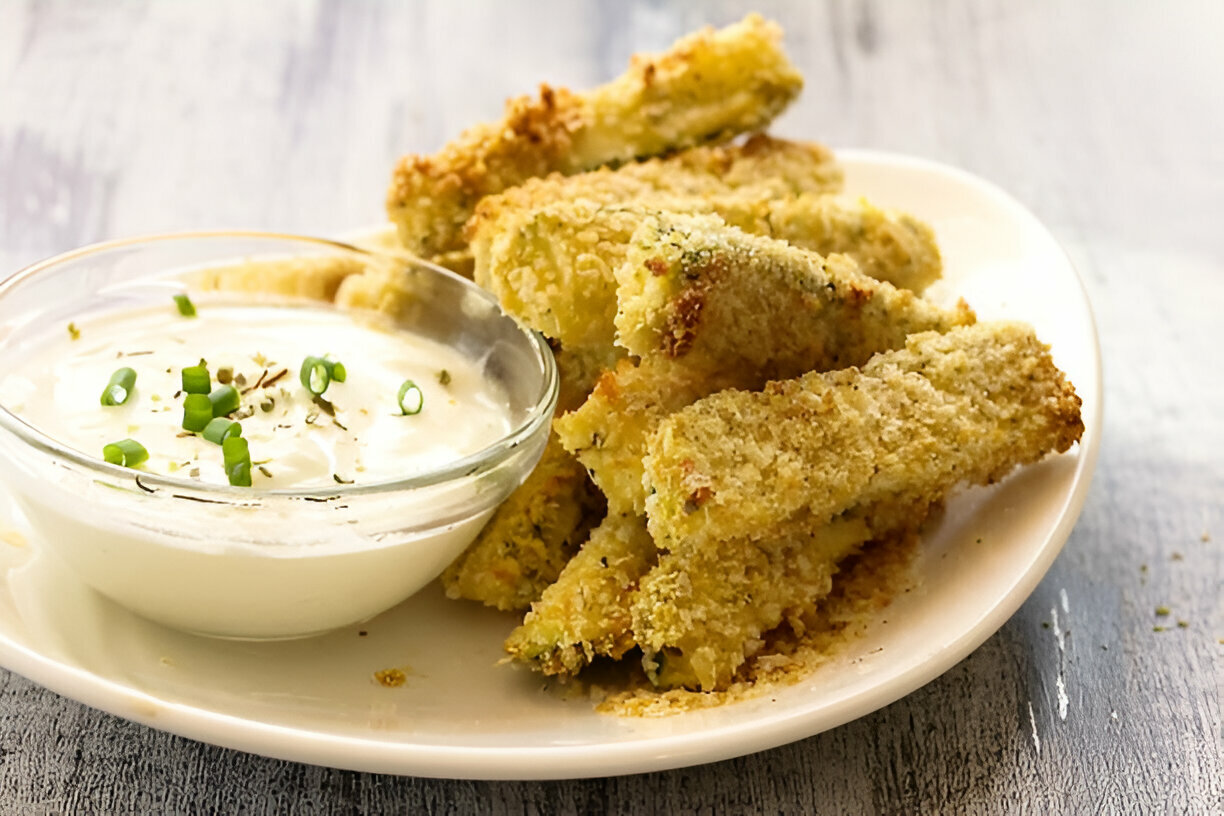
[629,323,1083,689]
[614,212,971,371]
[632,509,885,691]
[440,434,605,611]
[471,189,944,358]
[467,135,841,242]
[387,15,803,257]
[556,214,973,513]
[644,322,1086,549]
[504,513,656,675]
[189,255,368,302]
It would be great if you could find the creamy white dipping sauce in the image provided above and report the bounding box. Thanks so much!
[0,300,513,488]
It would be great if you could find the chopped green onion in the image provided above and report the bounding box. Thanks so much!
[100,367,137,406]
[173,293,196,317]
[202,417,242,445]
[222,436,252,487]
[300,356,331,395]
[222,435,249,467]
[182,393,213,432]
[208,384,240,417]
[227,461,252,487]
[181,365,211,395]
[299,355,346,394]
[102,438,148,468]
[397,380,423,415]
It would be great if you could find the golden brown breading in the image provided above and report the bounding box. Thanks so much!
[470,191,941,358]
[504,513,656,675]
[387,15,804,257]
[631,322,1083,690]
[753,195,942,293]
[440,435,605,611]
[467,134,841,239]
[556,215,973,513]
[552,344,627,414]
[554,356,738,514]
[613,212,971,372]
[632,509,880,691]
[645,322,1085,550]
[190,254,368,302]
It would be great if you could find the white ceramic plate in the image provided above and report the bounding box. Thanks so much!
[0,152,1101,780]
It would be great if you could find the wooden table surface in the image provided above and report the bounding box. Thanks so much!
[1,1,1221,812]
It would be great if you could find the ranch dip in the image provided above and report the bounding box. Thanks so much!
[0,299,513,488]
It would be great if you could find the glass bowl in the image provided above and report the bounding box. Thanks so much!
[0,232,557,639]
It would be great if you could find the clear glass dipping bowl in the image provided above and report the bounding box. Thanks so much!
[0,232,556,639]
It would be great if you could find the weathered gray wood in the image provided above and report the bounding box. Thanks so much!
[1,0,1221,812]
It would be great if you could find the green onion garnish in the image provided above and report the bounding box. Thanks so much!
[208,384,240,417]
[222,436,252,487]
[173,293,196,317]
[300,356,331,395]
[299,355,346,394]
[181,365,211,395]
[100,367,137,406]
[102,438,148,468]
[202,417,242,445]
[397,380,423,415]
[182,393,213,432]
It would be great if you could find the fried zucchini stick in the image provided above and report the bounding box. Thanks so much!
[387,14,803,258]
[440,435,605,611]
[472,191,937,357]
[504,513,656,675]
[644,321,1084,546]
[631,323,1084,690]
[556,213,974,513]
[468,137,842,354]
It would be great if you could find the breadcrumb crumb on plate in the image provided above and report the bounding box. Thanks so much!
[0,152,1100,779]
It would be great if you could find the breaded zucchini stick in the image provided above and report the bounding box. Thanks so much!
[387,15,803,258]
[643,322,1084,548]
[467,134,841,238]
[190,254,368,302]
[556,214,974,513]
[633,323,1083,689]
[504,513,656,675]
[471,191,937,357]
[633,508,881,691]
[440,435,605,611]
[613,213,971,371]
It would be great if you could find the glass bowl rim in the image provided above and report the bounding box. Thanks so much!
[0,229,558,500]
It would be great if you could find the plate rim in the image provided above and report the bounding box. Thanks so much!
[0,149,1103,780]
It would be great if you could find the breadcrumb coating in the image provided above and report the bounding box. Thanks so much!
[644,322,1086,550]
[555,356,734,514]
[387,15,803,257]
[631,509,891,691]
[467,134,841,241]
[504,513,656,675]
[441,435,605,611]
[614,212,971,371]
[190,254,367,302]
[631,323,1082,689]
[471,191,937,357]
[557,215,973,513]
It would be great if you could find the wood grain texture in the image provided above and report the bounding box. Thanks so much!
[1,0,1222,812]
